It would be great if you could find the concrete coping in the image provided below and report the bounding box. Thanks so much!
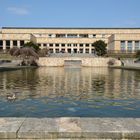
[0,117,140,139]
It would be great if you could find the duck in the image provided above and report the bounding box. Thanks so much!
[7,94,16,100]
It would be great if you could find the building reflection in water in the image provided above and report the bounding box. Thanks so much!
[0,67,140,101]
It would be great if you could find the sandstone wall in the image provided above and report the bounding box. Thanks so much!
[37,57,121,67]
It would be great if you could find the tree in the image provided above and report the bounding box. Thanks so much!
[10,47,39,66]
[92,40,107,56]
[135,50,140,58]
[23,42,40,52]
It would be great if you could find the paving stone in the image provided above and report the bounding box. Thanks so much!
[80,118,140,139]
[57,117,82,138]
[1,117,140,139]
[18,118,59,139]
[0,118,25,139]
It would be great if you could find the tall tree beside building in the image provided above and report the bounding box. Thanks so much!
[23,42,40,52]
[92,40,107,56]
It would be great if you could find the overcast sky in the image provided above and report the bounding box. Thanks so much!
[0,0,140,28]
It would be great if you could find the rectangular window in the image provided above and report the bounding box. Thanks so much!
[49,49,53,53]
[55,44,59,47]
[80,44,83,47]
[120,41,125,52]
[135,41,140,51]
[127,41,132,52]
[61,49,65,53]
[79,34,88,38]
[56,34,66,38]
[55,49,59,53]
[0,40,3,46]
[20,40,24,46]
[13,40,17,46]
[38,44,41,46]
[85,49,89,53]
[67,34,78,38]
[43,44,47,47]
[93,34,96,38]
[73,44,77,47]
[86,44,89,47]
[79,49,83,53]
[92,49,95,54]
[49,44,53,47]
[48,34,53,38]
[61,44,65,47]
[6,40,10,46]
[67,44,71,47]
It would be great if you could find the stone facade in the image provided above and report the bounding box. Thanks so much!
[37,57,121,67]
[0,27,140,53]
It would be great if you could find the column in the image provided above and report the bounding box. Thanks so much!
[10,40,13,49]
[71,44,74,53]
[77,44,80,53]
[17,40,20,48]
[89,44,92,54]
[65,44,68,53]
[125,41,127,53]
[59,44,61,52]
[83,44,86,53]
[132,41,135,53]
[53,44,56,53]
[3,40,6,50]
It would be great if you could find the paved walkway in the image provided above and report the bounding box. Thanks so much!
[0,117,140,139]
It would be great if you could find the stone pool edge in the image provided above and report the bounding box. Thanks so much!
[0,117,140,139]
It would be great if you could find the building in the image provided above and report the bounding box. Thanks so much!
[0,27,140,54]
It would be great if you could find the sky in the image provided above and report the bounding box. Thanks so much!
[0,0,140,28]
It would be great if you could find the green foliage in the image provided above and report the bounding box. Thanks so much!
[135,50,140,58]
[23,42,40,52]
[92,40,107,56]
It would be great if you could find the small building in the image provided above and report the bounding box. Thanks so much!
[0,27,140,53]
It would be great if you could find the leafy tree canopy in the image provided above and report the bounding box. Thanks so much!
[135,50,140,58]
[92,40,107,56]
[23,42,40,52]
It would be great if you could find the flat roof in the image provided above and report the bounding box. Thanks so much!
[2,27,140,29]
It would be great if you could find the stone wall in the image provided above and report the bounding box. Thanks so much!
[37,57,121,67]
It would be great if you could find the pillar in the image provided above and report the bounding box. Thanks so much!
[89,44,92,54]
[77,44,80,53]
[132,41,135,53]
[10,40,13,49]
[125,41,127,53]
[83,44,86,53]
[3,40,6,50]
[17,40,20,48]
[71,44,74,53]
[59,44,61,52]
[53,44,56,53]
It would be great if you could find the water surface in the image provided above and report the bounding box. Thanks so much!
[0,67,140,117]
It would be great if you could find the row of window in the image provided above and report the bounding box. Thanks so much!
[0,40,25,46]
[38,43,94,47]
[120,41,140,51]
[47,34,105,38]
[49,48,95,54]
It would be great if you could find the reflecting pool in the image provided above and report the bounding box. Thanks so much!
[0,67,140,117]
